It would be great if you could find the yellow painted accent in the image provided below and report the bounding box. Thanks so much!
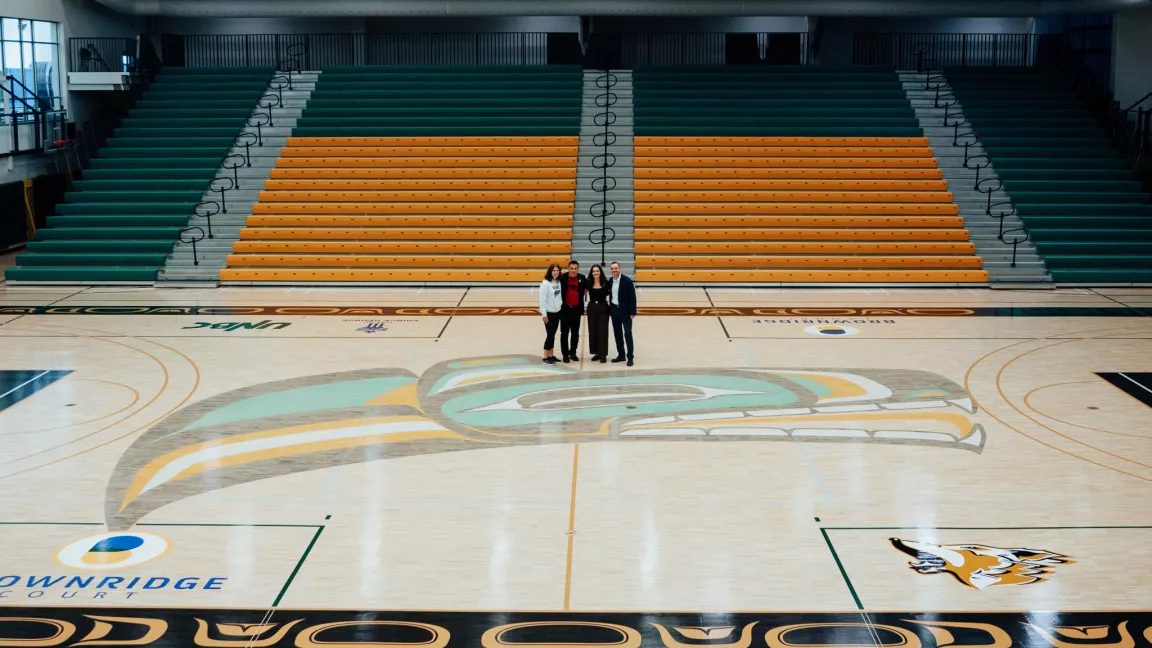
[365,382,421,409]
[779,372,869,401]
[120,416,464,509]
[620,412,975,438]
[456,358,522,367]
[80,552,132,566]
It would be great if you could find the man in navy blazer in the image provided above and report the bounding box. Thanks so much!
[607,261,637,366]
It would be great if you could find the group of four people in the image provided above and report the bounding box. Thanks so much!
[538,260,637,366]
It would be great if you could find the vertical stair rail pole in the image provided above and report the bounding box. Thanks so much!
[180,226,206,266]
[588,68,618,266]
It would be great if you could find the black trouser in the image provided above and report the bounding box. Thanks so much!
[559,304,582,357]
[611,306,634,361]
[586,301,609,358]
[543,311,561,351]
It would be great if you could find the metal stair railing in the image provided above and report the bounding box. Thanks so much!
[587,69,618,266]
[207,177,234,215]
[267,75,291,109]
[276,43,308,91]
[921,63,1030,269]
[193,201,220,240]
[179,226,206,266]
[221,149,249,191]
[246,112,272,147]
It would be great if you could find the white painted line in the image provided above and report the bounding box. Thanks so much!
[1118,372,1152,397]
[0,370,51,401]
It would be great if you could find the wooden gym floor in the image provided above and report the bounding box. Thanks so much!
[0,284,1150,646]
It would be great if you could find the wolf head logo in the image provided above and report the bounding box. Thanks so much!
[891,538,1073,590]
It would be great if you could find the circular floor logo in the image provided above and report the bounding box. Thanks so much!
[56,532,169,570]
[803,325,860,336]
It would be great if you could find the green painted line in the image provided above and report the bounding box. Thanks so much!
[820,528,862,610]
[0,521,102,525]
[0,521,321,528]
[822,525,1152,530]
[273,525,325,608]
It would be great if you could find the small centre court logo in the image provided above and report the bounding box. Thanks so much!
[803,325,860,336]
[56,532,169,570]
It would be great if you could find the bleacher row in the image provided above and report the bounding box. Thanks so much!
[630,67,985,283]
[9,67,274,282]
[6,65,1149,285]
[224,66,581,282]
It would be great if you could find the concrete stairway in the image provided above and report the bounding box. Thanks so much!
[159,71,321,284]
[573,70,635,274]
[900,71,1053,286]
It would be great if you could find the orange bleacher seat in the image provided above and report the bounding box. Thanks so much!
[635,167,944,179]
[636,228,970,241]
[634,190,952,203]
[635,136,930,147]
[251,204,573,215]
[632,136,983,283]
[637,157,939,168]
[635,256,984,268]
[276,157,576,168]
[238,228,571,241]
[247,215,572,227]
[271,168,577,179]
[287,136,576,146]
[257,191,575,203]
[281,146,577,157]
[233,241,570,254]
[635,269,989,283]
[220,268,551,282]
[636,179,948,191]
[228,126,579,283]
[636,241,976,254]
[635,204,959,215]
[635,146,933,158]
[264,179,577,190]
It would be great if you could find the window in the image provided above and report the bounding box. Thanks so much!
[0,17,62,123]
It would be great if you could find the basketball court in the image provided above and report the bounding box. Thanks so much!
[1,284,1151,642]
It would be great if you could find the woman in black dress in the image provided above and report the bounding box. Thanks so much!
[586,264,610,363]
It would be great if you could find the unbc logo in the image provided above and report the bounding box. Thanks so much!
[56,532,169,570]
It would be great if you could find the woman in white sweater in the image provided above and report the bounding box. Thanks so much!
[539,263,563,364]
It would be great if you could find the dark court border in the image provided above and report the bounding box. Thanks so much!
[0,370,71,412]
[1098,373,1152,409]
[2,305,1151,317]
[0,605,1147,648]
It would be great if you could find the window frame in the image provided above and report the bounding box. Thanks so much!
[0,17,62,125]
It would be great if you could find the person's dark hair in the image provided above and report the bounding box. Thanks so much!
[544,263,562,281]
[589,264,605,286]
[568,260,579,268]
[610,261,621,268]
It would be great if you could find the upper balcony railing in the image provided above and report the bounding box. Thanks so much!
[852,32,1070,68]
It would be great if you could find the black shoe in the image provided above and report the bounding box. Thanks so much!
[627,360,634,367]
[571,355,581,362]
[544,357,558,364]
[562,356,571,363]
[611,357,627,363]
[599,357,607,363]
